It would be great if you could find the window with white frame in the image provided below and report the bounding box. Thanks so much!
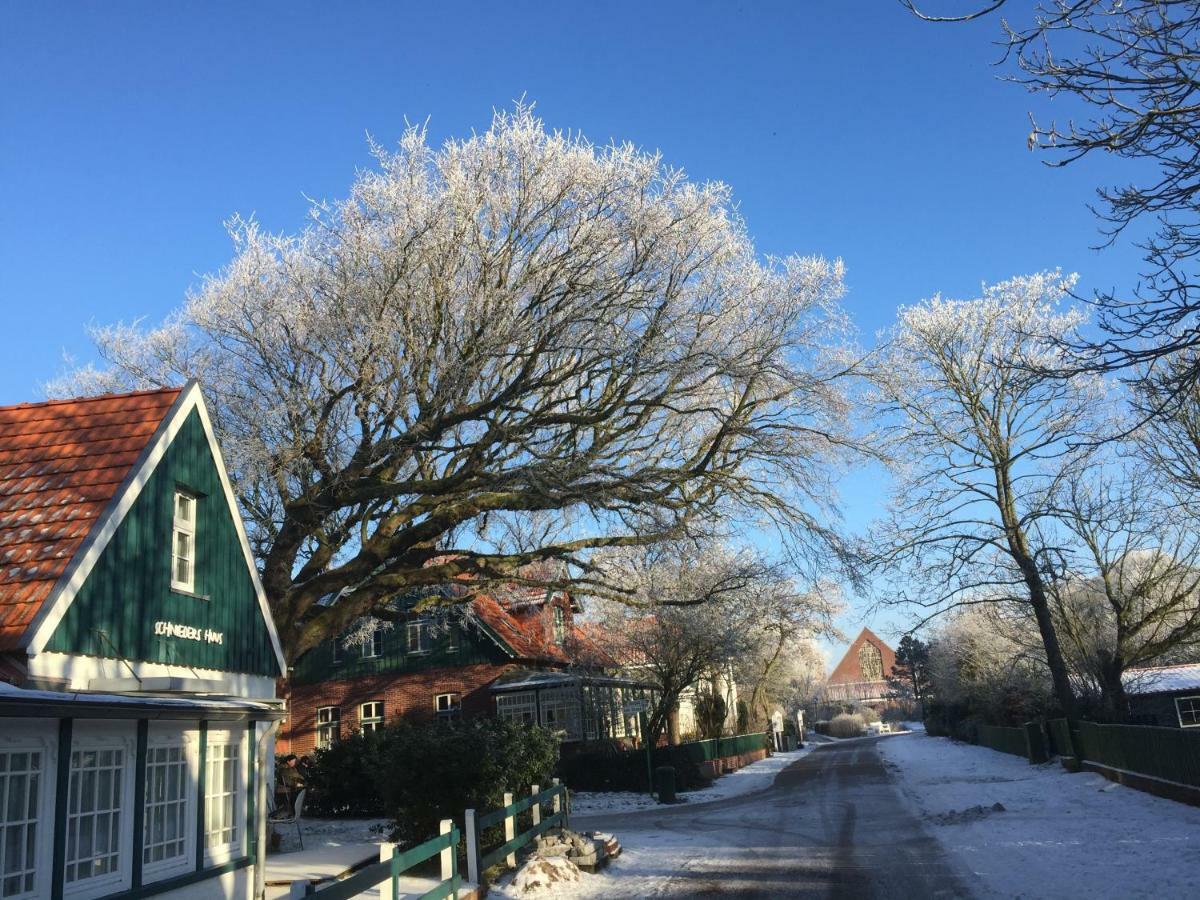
[406,621,431,654]
[1177,695,1200,727]
[142,745,189,872]
[360,702,384,733]
[495,692,536,725]
[446,625,460,653]
[0,749,42,898]
[362,627,384,659]
[331,639,342,665]
[171,490,197,593]
[203,742,240,855]
[435,693,461,721]
[316,707,341,748]
[538,686,581,740]
[64,747,126,888]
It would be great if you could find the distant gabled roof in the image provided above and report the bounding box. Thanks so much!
[1124,663,1200,696]
[826,627,897,687]
[0,387,182,650]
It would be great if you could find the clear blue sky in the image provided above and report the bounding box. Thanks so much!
[0,1,1147,658]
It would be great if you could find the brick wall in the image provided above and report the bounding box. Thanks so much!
[281,661,520,755]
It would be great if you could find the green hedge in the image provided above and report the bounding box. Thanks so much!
[976,724,1029,758]
[557,732,769,793]
[301,719,559,846]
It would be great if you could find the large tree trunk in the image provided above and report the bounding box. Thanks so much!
[1098,658,1129,723]
[998,464,1079,725]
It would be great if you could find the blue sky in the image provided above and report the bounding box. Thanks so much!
[0,2,1148,657]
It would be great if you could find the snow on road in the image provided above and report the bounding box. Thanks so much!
[569,744,814,817]
[879,732,1200,899]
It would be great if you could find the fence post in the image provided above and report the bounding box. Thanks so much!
[439,819,454,883]
[465,808,480,885]
[390,844,401,900]
[503,791,516,868]
[530,784,541,830]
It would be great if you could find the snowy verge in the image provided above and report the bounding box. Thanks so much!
[570,745,814,818]
[878,732,1200,900]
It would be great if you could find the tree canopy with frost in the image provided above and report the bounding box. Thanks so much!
[870,272,1103,722]
[52,105,854,662]
[905,1,1200,402]
[592,541,839,744]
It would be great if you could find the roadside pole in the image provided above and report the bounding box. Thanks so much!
[639,710,654,797]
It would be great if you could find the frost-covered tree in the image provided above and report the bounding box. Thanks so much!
[1043,461,1200,720]
[594,542,837,744]
[905,2,1200,397]
[53,105,855,662]
[871,272,1103,722]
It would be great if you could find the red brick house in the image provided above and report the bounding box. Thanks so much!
[281,587,653,754]
[822,627,898,708]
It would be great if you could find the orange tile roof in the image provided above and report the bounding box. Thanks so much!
[0,387,182,650]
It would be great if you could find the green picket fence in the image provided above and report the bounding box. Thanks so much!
[465,781,568,884]
[976,724,1029,759]
[296,821,459,899]
[1060,720,1200,789]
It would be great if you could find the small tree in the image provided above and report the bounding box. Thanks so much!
[888,634,931,707]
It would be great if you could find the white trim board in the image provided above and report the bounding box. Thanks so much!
[24,382,287,675]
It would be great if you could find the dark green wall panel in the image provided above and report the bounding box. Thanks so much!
[290,622,508,685]
[45,409,280,676]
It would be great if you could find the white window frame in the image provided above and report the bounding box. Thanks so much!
[360,702,384,734]
[141,724,198,885]
[435,693,461,720]
[362,627,384,659]
[202,726,247,867]
[316,707,341,749]
[1176,695,1200,728]
[406,621,431,655]
[0,723,55,900]
[538,686,582,740]
[63,722,136,900]
[170,490,197,594]
[495,692,536,725]
[553,606,566,645]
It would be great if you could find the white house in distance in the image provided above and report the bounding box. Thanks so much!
[0,384,286,900]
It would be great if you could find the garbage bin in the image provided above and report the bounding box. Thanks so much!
[655,765,677,803]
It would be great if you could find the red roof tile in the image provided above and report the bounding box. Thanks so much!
[0,388,182,650]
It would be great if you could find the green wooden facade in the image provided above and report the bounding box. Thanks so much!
[45,408,280,676]
[290,618,508,685]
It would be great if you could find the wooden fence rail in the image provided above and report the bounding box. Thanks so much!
[292,819,460,900]
[465,780,568,884]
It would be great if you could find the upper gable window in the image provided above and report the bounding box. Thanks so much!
[171,490,197,593]
[553,606,566,645]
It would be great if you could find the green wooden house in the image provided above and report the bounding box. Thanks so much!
[0,383,286,900]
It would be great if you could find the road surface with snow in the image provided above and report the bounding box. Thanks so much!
[552,737,970,898]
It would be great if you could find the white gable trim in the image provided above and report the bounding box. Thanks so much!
[25,382,288,675]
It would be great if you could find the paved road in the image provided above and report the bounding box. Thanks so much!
[576,736,974,899]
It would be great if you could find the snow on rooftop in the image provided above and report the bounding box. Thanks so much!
[1123,662,1200,695]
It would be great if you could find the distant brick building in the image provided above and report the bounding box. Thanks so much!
[821,627,898,708]
[282,589,652,754]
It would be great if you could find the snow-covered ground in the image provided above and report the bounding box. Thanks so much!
[569,744,814,817]
[879,732,1200,899]
[273,816,392,854]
